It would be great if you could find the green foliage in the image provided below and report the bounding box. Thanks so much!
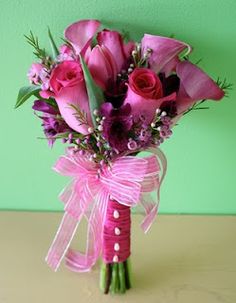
[69,103,88,126]
[15,86,40,109]
[79,54,104,126]
[216,78,233,97]
[48,27,59,58]
[24,31,47,61]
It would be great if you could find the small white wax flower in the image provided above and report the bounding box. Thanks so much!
[161,111,167,117]
[97,125,103,131]
[127,140,138,151]
[88,127,94,133]
[93,109,99,116]
[128,68,133,73]
[151,122,156,128]
[156,108,161,114]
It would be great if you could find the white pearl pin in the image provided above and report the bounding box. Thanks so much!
[113,255,119,263]
[114,243,120,251]
[113,210,120,219]
[114,227,121,235]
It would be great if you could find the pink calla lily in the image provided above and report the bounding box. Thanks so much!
[54,84,92,135]
[176,60,225,113]
[65,19,101,55]
[141,34,192,74]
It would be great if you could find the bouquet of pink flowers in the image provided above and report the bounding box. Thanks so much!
[16,19,228,294]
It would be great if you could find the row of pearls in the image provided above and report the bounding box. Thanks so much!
[113,209,120,263]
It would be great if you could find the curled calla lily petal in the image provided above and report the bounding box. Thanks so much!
[54,84,92,135]
[97,29,127,72]
[161,56,181,77]
[176,60,225,113]
[65,19,101,55]
[141,34,192,73]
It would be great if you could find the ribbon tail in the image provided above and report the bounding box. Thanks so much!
[140,147,167,233]
[65,190,109,272]
[45,212,80,271]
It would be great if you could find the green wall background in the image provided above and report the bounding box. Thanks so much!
[0,0,235,213]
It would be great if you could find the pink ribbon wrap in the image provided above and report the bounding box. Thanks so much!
[45,148,167,272]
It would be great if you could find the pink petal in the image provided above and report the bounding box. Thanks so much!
[124,86,176,123]
[176,60,225,113]
[161,56,181,77]
[123,41,135,58]
[141,34,192,73]
[97,29,126,72]
[39,90,54,99]
[65,19,100,55]
[54,83,92,135]
[87,45,117,90]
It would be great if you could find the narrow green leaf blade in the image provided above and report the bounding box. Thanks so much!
[15,85,40,109]
[79,54,104,126]
[48,27,59,58]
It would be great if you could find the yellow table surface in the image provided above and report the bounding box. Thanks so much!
[0,212,235,303]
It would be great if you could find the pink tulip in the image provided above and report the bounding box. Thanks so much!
[87,45,118,90]
[97,29,134,73]
[87,30,134,90]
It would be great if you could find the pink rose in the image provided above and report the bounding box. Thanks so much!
[27,63,44,85]
[50,61,83,94]
[48,61,92,134]
[129,68,163,99]
[124,68,176,123]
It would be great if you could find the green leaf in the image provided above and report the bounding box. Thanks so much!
[15,85,40,109]
[79,54,104,126]
[48,27,59,58]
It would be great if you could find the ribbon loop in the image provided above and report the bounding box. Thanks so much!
[46,148,167,272]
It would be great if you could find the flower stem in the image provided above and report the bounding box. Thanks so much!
[104,264,112,294]
[110,263,119,294]
[100,258,132,294]
[124,258,132,289]
[118,263,126,293]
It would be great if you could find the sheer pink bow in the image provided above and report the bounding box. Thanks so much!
[45,148,167,272]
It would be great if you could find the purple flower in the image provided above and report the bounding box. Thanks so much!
[139,128,151,143]
[101,103,133,152]
[32,100,71,147]
[32,100,58,115]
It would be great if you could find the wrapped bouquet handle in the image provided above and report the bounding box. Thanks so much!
[46,148,167,284]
